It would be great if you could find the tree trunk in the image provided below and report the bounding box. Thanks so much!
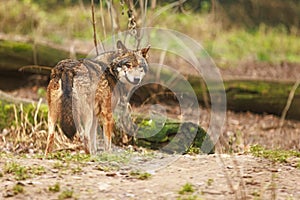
[151,0,156,10]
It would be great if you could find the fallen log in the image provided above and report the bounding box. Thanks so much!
[188,77,300,120]
[0,38,86,71]
[131,75,300,121]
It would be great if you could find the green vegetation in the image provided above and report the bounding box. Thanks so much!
[58,189,74,200]
[4,162,29,180]
[12,183,24,195]
[129,170,152,180]
[208,25,300,66]
[250,145,300,165]
[3,161,46,180]
[48,183,61,193]
[178,183,195,195]
[46,151,92,162]
[207,178,214,186]
[177,196,202,200]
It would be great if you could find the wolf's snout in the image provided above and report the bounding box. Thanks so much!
[133,77,141,84]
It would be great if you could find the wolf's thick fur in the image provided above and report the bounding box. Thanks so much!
[45,41,150,154]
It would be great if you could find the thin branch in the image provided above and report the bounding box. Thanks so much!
[91,0,99,56]
[107,0,116,43]
[280,79,300,128]
[19,65,52,72]
[148,0,187,26]
[99,0,107,40]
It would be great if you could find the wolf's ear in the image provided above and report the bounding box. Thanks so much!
[141,45,150,58]
[117,40,128,53]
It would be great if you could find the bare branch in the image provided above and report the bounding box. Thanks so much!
[280,79,300,128]
[91,0,99,56]
[99,0,107,40]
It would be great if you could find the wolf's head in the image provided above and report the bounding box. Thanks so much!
[111,40,150,85]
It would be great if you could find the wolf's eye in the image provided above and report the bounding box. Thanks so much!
[125,62,132,68]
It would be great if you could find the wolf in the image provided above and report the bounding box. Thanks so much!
[45,40,150,155]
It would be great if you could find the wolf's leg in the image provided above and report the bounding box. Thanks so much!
[82,104,95,154]
[101,98,113,151]
[89,116,98,154]
[45,112,57,155]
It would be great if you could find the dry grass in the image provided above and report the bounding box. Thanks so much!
[0,99,82,154]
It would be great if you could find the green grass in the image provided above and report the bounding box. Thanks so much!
[12,183,24,195]
[58,189,74,200]
[129,171,152,180]
[250,145,300,165]
[4,162,30,180]
[3,162,46,180]
[48,183,60,193]
[208,25,300,66]
[178,183,195,195]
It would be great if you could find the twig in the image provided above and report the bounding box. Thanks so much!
[279,79,300,128]
[99,0,107,40]
[19,65,52,72]
[217,154,237,199]
[34,98,43,128]
[156,49,167,82]
[148,0,187,26]
[200,78,210,108]
[91,0,99,56]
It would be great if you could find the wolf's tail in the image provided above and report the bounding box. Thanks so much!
[57,60,79,140]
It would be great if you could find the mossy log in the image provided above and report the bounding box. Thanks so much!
[0,39,86,71]
[132,75,300,121]
[188,77,300,120]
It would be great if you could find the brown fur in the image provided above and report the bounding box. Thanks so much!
[45,41,150,155]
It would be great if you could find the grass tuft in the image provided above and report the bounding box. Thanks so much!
[178,183,195,195]
[58,189,74,200]
[48,183,60,193]
[250,145,300,163]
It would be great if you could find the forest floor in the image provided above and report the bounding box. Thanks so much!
[1,60,300,199]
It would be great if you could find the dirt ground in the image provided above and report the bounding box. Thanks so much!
[1,152,300,200]
[1,61,300,199]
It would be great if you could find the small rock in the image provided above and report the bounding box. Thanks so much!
[98,182,111,192]
[3,190,14,198]
[51,169,59,173]
[227,165,234,169]
[106,172,117,177]
[269,168,281,172]
[124,193,135,197]
[143,189,153,194]
[1,128,9,135]
[242,174,252,178]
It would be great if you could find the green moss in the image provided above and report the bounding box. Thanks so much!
[136,119,213,154]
